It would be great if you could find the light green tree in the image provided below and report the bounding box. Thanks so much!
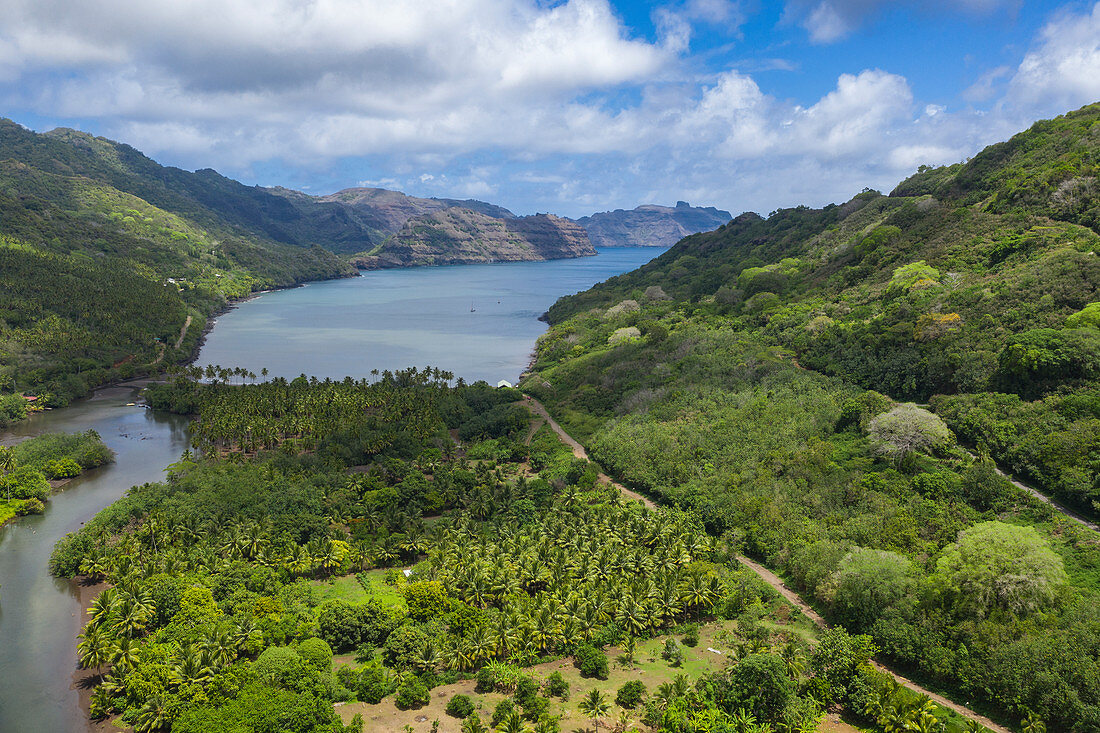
[934,521,1067,617]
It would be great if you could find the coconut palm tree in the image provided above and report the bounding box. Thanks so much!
[462,714,490,733]
[579,688,610,731]
[77,627,112,680]
[1022,712,1046,733]
[134,694,170,732]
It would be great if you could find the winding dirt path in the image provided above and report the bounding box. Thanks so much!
[523,397,655,510]
[523,394,1011,733]
[986,460,1099,532]
[174,314,193,350]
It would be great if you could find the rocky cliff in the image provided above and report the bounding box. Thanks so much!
[351,209,594,269]
[267,186,516,254]
[577,201,732,247]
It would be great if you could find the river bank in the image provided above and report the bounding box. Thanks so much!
[2,246,666,731]
[0,387,191,733]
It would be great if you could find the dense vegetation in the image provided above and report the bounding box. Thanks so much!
[49,375,986,733]
[522,103,1100,730]
[0,119,354,408]
[0,430,113,525]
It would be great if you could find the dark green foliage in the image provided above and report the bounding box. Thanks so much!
[545,671,569,700]
[661,638,684,667]
[573,643,609,679]
[356,664,391,704]
[445,694,474,718]
[475,667,495,693]
[720,653,793,723]
[0,466,49,501]
[382,625,432,670]
[615,680,646,708]
[394,678,430,710]
[681,624,699,647]
[297,638,334,672]
[491,699,515,727]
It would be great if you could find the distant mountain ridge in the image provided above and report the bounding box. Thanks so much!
[351,209,593,269]
[577,201,732,247]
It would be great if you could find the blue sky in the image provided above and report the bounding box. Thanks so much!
[1,0,1098,217]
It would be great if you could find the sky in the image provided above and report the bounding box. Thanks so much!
[0,0,1098,218]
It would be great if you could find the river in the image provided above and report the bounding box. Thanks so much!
[0,246,664,731]
[0,386,191,732]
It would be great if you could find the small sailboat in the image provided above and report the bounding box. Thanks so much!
[470,301,476,312]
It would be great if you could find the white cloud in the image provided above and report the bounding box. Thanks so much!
[0,0,1090,220]
[1007,2,1100,113]
[962,65,1011,103]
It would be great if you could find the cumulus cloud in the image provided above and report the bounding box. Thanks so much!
[0,0,1092,219]
[1007,2,1100,113]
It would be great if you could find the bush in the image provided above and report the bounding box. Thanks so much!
[254,646,305,685]
[574,643,609,679]
[297,637,333,672]
[546,671,569,700]
[0,467,49,501]
[44,458,82,479]
[514,676,538,708]
[681,624,699,647]
[394,679,430,710]
[15,498,44,515]
[383,624,431,669]
[445,694,475,719]
[475,666,495,693]
[616,680,646,708]
[357,663,391,704]
[661,638,684,667]
[403,580,450,622]
[492,699,515,727]
[521,695,550,722]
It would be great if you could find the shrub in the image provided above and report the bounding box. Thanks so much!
[297,637,333,672]
[514,676,538,708]
[254,646,305,684]
[681,624,699,647]
[383,624,431,669]
[661,638,684,667]
[574,643,608,679]
[15,498,44,515]
[475,666,495,693]
[394,679,430,710]
[491,699,515,727]
[44,458,82,479]
[403,580,450,622]
[521,695,550,721]
[357,663,392,704]
[616,680,647,708]
[446,694,475,719]
[545,671,569,700]
[0,467,49,501]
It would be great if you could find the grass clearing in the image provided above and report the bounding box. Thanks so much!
[335,618,811,733]
[311,570,408,609]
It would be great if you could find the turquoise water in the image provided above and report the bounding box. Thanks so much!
[198,247,665,382]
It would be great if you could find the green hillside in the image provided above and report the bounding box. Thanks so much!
[0,120,354,411]
[524,103,1100,730]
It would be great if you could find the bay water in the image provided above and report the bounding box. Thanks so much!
[0,246,664,731]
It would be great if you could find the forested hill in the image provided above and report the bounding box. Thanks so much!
[523,103,1100,729]
[547,103,1100,393]
[0,120,355,412]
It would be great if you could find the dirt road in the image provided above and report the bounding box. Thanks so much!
[523,395,1012,733]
